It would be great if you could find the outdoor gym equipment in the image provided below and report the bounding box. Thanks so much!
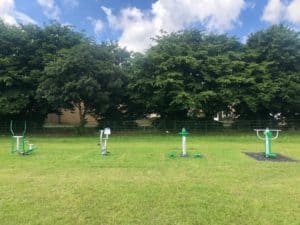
[180,128,188,157]
[99,127,111,156]
[254,128,281,158]
[10,121,36,155]
[167,128,202,159]
[177,128,202,158]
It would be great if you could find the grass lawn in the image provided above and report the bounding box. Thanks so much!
[0,133,299,225]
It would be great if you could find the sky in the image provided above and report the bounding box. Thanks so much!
[0,0,300,52]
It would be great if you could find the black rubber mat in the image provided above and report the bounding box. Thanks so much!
[243,152,299,162]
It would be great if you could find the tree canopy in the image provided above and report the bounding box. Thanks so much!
[0,21,299,125]
[0,21,84,123]
[129,27,299,120]
[37,42,130,127]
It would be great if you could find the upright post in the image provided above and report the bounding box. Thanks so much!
[264,128,272,157]
[180,128,188,157]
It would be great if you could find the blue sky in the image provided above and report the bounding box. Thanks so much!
[1,0,300,51]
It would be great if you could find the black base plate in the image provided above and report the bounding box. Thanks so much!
[243,152,298,162]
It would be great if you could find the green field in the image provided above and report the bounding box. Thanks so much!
[0,133,299,225]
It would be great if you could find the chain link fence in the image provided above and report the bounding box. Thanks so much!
[0,119,299,136]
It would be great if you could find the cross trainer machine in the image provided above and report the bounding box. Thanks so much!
[10,121,36,155]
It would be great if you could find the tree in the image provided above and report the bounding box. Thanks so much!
[99,44,132,120]
[129,30,243,120]
[37,42,129,129]
[241,25,300,119]
[0,21,84,123]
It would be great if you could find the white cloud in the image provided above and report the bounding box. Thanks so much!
[0,0,36,25]
[37,0,60,20]
[87,17,104,35]
[241,35,248,44]
[101,6,117,27]
[62,0,79,9]
[93,20,104,34]
[286,0,300,23]
[262,0,300,25]
[101,0,246,52]
[261,0,285,24]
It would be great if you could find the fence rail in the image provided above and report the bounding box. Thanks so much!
[100,119,300,132]
[0,119,299,135]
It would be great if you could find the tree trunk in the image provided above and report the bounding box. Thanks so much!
[76,102,87,134]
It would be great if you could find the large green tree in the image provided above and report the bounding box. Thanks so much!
[240,25,300,119]
[129,30,243,120]
[0,21,84,123]
[1,20,299,125]
[37,42,130,128]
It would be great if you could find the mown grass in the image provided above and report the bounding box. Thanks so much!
[0,133,299,225]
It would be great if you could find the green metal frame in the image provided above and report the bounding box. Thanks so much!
[255,128,281,158]
[10,121,36,155]
[167,128,202,159]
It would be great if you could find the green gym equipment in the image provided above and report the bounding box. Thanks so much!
[168,128,202,158]
[254,128,281,158]
[180,128,188,157]
[10,121,36,155]
[99,127,111,156]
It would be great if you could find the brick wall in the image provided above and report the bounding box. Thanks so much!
[45,108,97,126]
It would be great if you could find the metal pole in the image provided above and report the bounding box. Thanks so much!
[180,128,188,157]
[16,136,20,151]
[264,128,273,157]
[100,130,104,155]
[265,134,270,157]
[182,136,187,156]
[103,138,107,155]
